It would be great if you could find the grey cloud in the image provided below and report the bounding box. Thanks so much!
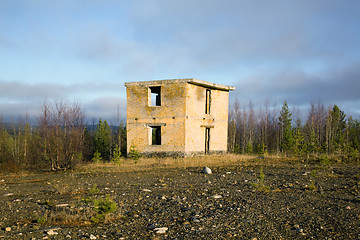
[0,80,127,121]
[0,102,39,122]
[0,81,67,100]
[127,0,360,72]
[236,63,360,102]
[85,97,126,123]
[0,80,126,100]
[232,62,360,118]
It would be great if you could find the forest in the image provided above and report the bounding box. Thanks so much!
[0,99,359,172]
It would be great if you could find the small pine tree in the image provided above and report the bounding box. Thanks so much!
[111,148,122,164]
[94,119,112,161]
[92,151,102,163]
[93,195,117,223]
[245,142,253,154]
[233,144,241,154]
[279,101,294,155]
[293,119,304,155]
[257,143,266,156]
[128,144,141,162]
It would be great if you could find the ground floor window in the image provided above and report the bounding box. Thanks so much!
[150,126,161,145]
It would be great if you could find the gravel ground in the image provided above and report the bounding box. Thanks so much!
[0,159,359,239]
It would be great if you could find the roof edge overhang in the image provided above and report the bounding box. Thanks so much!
[124,78,235,91]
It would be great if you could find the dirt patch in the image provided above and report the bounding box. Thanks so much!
[0,157,359,239]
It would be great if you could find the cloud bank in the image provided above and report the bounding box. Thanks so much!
[0,0,359,121]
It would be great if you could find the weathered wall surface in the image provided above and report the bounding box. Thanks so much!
[184,83,206,153]
[206,86,230,152]
[126,81,187,155]
[185,83,229,154]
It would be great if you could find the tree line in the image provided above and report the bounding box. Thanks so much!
[1,99,359,172]
[0,100,126,172]
[228,100,360,161]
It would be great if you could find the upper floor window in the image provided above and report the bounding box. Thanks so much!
[150,86,161,106]
[205,89,211,114]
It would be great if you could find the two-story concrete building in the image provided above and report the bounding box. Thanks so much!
[124,78,235,157]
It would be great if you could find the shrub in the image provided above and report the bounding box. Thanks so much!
[89,184,100,194]
[37,216,47,224]
[93,195,117,223]
[111,148,122,164]
[92,151,102,163]
[128,144,141,162]
[251,167,270,192]
[319,154,331,166]
[308,181,317,191]
[308,169,318,191]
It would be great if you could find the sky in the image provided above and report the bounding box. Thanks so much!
[1,0,360,123]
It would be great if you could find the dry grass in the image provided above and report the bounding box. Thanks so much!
[77,154,289,173]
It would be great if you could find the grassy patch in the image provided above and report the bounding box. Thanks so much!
[76,154,265,173]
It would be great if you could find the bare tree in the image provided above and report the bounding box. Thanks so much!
[38,99,85,170]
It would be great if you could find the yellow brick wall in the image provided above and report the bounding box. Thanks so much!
[126,82,187,155]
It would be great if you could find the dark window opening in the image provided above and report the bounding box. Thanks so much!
[151,126,161,145]
[150,86,161,106]
[205,89,211,114]
[205,128,210,154]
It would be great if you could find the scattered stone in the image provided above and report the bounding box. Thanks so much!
[4,193,13,197]
[46,229,58,235]
[44,227,61,236]
[0,162,358,239]
[192,218,200,223]
[56,203,69,207]
[210,194,222,199]
[154,227,168,234]
[202,166,212,174]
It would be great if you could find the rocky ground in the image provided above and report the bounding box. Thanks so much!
[0,158,359,239]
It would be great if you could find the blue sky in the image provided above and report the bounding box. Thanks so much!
[1,0,360,122]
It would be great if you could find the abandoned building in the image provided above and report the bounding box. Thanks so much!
[124,78,235,157]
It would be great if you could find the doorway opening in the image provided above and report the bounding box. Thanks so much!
[205,127,210,154]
